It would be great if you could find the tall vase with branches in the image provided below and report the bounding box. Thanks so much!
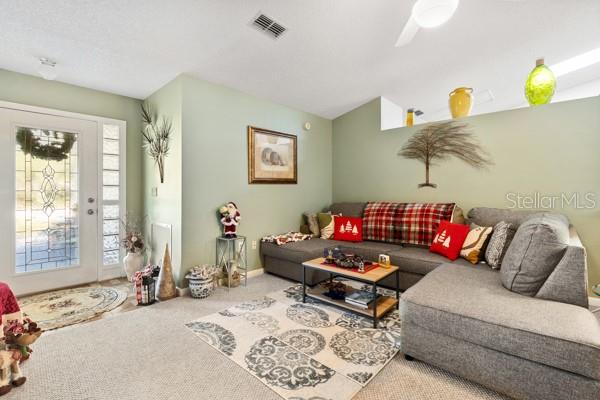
[398,121,493,188]
[141,103,172,183]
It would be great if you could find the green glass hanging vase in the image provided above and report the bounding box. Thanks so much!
[524,58,556,106]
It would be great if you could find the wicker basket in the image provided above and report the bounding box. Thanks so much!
[188,277,215,299]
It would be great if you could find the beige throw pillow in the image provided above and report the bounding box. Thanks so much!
[460,224,493,264]
[317,212,336,239]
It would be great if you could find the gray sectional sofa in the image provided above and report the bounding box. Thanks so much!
[261,202,472,290]
[260,203,600,400]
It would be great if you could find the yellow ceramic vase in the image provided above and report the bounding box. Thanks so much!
[448,87,473,118]
[406,109,414,127]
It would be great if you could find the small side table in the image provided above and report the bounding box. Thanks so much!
[216,236,248,289]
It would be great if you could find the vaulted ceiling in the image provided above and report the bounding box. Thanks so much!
[1,0,599,119]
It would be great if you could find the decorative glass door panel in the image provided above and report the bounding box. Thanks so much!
[15,127,80,273]
[0,108,99,296]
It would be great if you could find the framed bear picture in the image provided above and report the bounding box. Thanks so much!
[247,126,297,184]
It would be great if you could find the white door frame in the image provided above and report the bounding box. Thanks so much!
[0,101,127,292]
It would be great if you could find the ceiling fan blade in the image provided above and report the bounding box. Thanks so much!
[395,16,420,47]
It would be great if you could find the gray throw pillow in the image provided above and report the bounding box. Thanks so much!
[303,212,320,237]
[485,221,516,269]
[501,213,569,297]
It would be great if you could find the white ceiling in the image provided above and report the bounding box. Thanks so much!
[1,0,599,120]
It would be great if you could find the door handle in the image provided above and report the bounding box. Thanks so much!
[87,209,95,215]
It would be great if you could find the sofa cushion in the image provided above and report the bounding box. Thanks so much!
[429,220,470,261]
[401,264,600,380]
[261,238,346,264]
[460,224,493,264]
[485,221,516,269]
[501,213,569,297]
[317,212,336,239]
[303,212,320,236]
[388,246,473,275]
[467,207,540,228]
[328,202,367,217]
[333,216,363,242]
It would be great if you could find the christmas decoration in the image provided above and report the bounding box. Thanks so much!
[219,202,241,238]
[0,283,42,397]
[156,244,177,301]
[16,128,76,162]
[429,220,470,260]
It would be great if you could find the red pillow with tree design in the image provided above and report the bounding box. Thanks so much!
[429,220,470,260]
[334,217,363,242]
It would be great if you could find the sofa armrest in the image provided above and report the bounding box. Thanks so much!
[568,225,583,247]
[535,243,589,308]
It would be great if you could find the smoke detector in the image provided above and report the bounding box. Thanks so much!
[251,13,287,39]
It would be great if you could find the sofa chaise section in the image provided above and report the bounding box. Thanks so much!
[400,266,600,399]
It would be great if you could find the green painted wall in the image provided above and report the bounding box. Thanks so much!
[143,75,332,285]
[332,96,600,293]
[179,75,332,283]
[0,69,143,216]
[143,77,184,280]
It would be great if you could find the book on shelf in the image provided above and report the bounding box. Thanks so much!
[344,290,381,308]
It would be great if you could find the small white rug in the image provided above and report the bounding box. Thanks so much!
[19,286,128,331]
[185,284,401,400]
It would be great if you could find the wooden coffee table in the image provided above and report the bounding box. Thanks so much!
[301,257,400,328]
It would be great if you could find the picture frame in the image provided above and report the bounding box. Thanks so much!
[247,126,297,184]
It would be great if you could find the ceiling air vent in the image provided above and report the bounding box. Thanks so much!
[252,13,287,39]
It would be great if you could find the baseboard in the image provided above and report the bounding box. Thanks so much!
[589,296,600,307]
[247,268,264,278]
[176,269,264,297]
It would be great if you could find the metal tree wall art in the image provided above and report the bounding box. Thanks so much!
[141,103,172,183]
[398,121,493,188]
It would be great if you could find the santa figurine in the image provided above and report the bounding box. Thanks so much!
[219,202,241,238]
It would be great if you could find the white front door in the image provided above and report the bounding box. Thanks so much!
[0,108,99,295]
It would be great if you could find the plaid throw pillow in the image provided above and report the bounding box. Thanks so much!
[362,202,402,243]
[396,203,456,246]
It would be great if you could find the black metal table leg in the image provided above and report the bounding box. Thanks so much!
[396,270,400,309]
[302,265,306,303]
[372,282,378,328]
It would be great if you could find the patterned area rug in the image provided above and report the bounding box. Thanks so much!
[185,284,401,400]
[20,286,128,331]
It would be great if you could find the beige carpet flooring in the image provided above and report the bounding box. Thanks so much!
[9,274,508,400]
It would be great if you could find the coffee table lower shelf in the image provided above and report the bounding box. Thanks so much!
[305,286,398,322]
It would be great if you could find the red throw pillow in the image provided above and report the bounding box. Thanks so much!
[334,217,363,242]
[429,220,470,260]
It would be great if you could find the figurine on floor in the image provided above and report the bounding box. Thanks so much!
[0,332,25,396]
[219,202,241,238]
[0,282,41,396]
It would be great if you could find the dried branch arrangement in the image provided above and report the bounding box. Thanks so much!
[398,121,493,188]
[141,103,172,183]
